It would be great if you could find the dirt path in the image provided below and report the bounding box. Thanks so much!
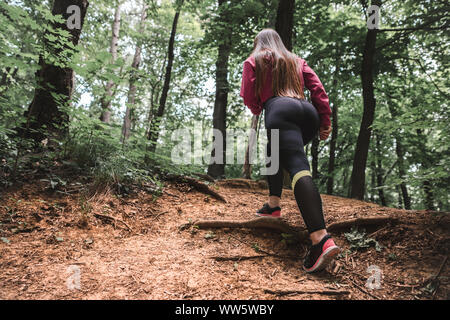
[0,179,448,300]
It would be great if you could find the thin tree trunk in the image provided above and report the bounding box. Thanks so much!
[396,185,403,209]
[326,49,340,195]
[241,3,279,179]
[122,67,139,143]
[386,103,411,210]
[375,163,386,206]
[100,1,121,123]
[24,0,89,142]
[370,159,376,203]
[275,0,295,50]
[311,134,319,179]
[416,124,435,210]
[392,137,411,209]
[267,0,279,29]
[147,2,183,152]
[242,115,259,179]
[145,53,167,138]
[395,140,411,209]
[207,0,231,178]
[274,0,295,186]
[326,104,339,193]
[121,4,147,144]
[144,84,157,137]
[415,130,435,211]
[375,135,387,206]
[343,162,350,196]
[423,180,435,210]
[350,0,381,199]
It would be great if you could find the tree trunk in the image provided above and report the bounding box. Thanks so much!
[145,52,167,138]
[145,84,157,138]
[207,0,231,178]
[326,51,340,194]
[100,1,121,123]
[275,0,295,50]
[375,135,387,206]
[274,0,295,186]
[386,99,411,209]
[423,180,435,210]
[349,0,381,199]
[395,140,411,209]
[311,134,319,179]
[414,129,435,210]
[147,3,182,152]
[326,105,338,193]
[121,4,147,144]
[370,159,376,203]
[396,185,403,209]
[241,2,279,179]
[267,0,279,29]
[342,162,350,196]
[242,115,259,179]
[24,0,89,142]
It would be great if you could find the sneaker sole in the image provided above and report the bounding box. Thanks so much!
[303,245,340,273]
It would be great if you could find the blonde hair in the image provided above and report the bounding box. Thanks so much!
[252,28,304,100]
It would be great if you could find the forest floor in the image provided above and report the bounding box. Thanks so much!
[0,175,448,300]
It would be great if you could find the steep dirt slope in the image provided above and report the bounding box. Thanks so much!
[0,179,448,300]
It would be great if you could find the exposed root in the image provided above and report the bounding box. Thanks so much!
[210,255,267,261]
[263,288,350,296]
[192,216,399,242]
[192,173,215,183]
[216,179,252,188]
[225,233,299,260]
[327,216,399,233]
[194,217,308,240]
[215,178,268,189]
[348,279,380,300]
[167,175,227,203]
[93,213,132,232]
[432,255,448,299]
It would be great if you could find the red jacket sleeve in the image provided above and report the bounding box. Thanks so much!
[240,60,263,115]
[301,60,332,128]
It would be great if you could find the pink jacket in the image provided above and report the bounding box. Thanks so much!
[239,55,332,128]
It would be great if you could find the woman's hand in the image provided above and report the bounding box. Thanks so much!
[319,126,332,140]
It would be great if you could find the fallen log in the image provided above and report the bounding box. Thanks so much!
[193,216,398,241]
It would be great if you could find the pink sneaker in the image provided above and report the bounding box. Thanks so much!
[256,203,281,218]
[303,234,340,273]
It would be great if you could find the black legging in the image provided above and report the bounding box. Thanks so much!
[265,96,326,233]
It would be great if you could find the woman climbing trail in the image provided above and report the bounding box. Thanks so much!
[240,29,339,273]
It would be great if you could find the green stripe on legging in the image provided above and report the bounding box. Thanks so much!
[291,170,312,190]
